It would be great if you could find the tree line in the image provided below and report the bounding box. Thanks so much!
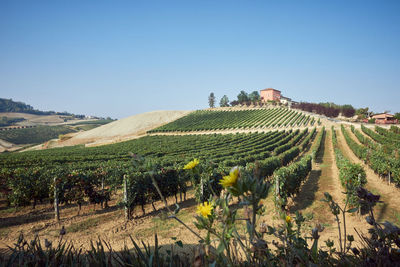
[0,98,85,118]
[208,90,263,108]
[292,102,356,118]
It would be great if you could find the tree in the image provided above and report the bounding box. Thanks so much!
[230,100,239,106]
[248,91,260,102]
[394,113,400,121]
[219,95,230,107]
[208,93,215,108]
[356,107,370,119]
[237,91,248,104]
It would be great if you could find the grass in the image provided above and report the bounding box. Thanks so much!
[67,119,113,126]
[394,213,400,226]
[72,124,101,131]
[66,217,102,233]
[137,208,195,239]
[0,207,18,216]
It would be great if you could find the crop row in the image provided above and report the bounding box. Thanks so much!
[148,108,313,132]
[349,125,400,185]
[272,127,324,209]
[374,126,400,145]
[361,125,400,153]
[332,126,366,206]
[0,129,309,213]
[391,125,400,134]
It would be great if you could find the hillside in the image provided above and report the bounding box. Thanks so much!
[0,98,112,128]
[50,110,191,147]
[149,107,325,133]
[0,125,76,145]
[0,98,79,116]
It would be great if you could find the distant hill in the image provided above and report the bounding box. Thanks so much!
[0,98,84,117]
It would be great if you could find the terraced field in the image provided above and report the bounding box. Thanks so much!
[148,108,317,133]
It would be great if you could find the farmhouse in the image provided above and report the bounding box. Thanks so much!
[280,96,292,105]
[260,88,293,106]
[372,113,398,124]
[260,88,281,102]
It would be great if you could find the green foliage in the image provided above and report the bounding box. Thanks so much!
[208,92,215,108]
[0,98,35,113]
[248,91,260,102]
[331,127,367,206]
[237,90,249,103]
[311,127,325,159]
[0,125,76,144]
[0,116,25,127]
[0,98,78,116]
[274,155,312,208]
[219,95,230,107]
[4,155,400,266]
[0,130,307,209]
[391,125,400,134]
[67,119,113,126]
[350,125,400,184]
[149,108,312,132]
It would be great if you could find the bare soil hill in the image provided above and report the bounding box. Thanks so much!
[50,110,191,147]
[0,112,64,125]
[0,138,22,152]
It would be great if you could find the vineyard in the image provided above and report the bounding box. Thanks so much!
[148,108,318,133]
[0,127,319,213]
[2,109,400,265]
[0,125,77,144]
[342,125,400,185]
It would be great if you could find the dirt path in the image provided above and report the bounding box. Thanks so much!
[337,126,400,224]
[288,130,369,245]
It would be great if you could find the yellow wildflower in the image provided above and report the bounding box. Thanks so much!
[197,201,213,218]
[219,167,239,188]
[286,215,292,224]
[183,158,199,170]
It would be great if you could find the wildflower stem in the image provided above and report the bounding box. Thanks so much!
[151,174,172,213]
[169,215,204,241]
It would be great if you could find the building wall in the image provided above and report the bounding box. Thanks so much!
[260,89,281,102]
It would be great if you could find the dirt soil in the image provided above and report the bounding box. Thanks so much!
[0,112,65,126]
[0,191,201,253]
[0,138,23,152]
[286,130,370,247]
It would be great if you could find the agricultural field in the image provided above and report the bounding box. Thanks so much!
[148,108,318,133]
[0,125,76,144]
[1,109,400,265]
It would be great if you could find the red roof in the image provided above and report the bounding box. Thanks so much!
[372,113,395,119]
[260,88,281,93]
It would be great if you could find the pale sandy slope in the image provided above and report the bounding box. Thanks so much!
[0,112,65,125]
[51,110,191,147]
[0,139,22,152]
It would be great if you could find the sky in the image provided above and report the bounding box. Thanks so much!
[0,0,399,119]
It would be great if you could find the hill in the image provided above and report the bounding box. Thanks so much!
[0,125,77,145]
[47,110,191,148]
[0,98,79,116]
[149,107,324,133]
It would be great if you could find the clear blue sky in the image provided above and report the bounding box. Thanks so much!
[1,0,399,119]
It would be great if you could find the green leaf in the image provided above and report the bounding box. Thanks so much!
[347,207,358,213]
[216,242,225,254]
